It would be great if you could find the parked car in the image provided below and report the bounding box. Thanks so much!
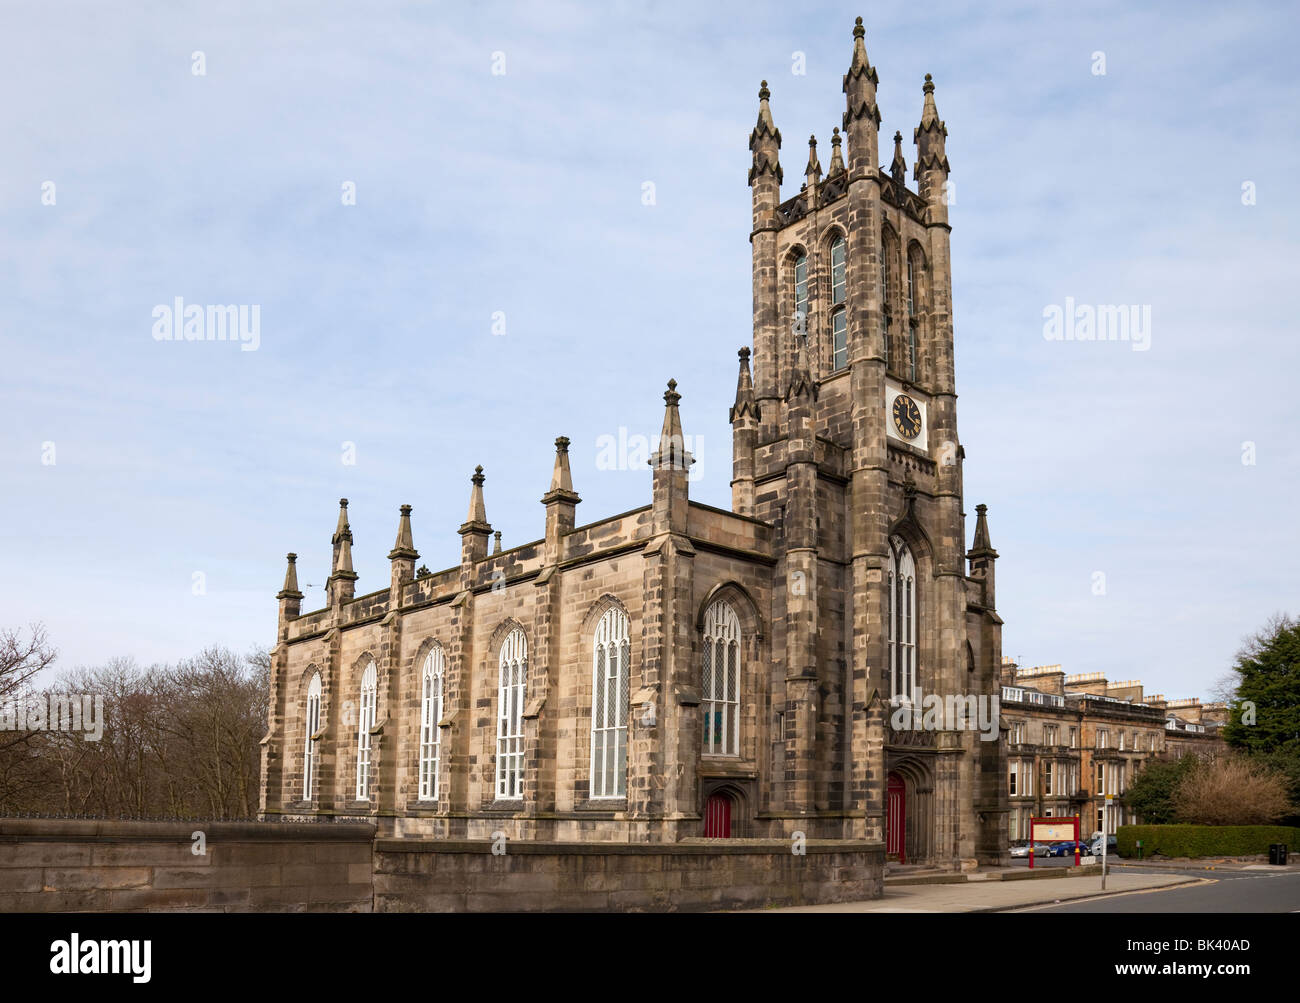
[1045,841,1085,857]
[1009,841,1050,858]
[1090,834,1118,856]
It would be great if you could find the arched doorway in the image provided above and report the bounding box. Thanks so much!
[886,772,906,862]
[704,792,733,837]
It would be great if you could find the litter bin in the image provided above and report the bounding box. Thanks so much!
[1269,843,1288,865]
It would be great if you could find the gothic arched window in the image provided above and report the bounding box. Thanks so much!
[887,537,917,702]
[702,600,742,756]
[881,245,892,369]
[418,646,444,800]
[906,247,924,382]
[496,627,527,799]
[355,661,377,800]
[829,236,848,371]
[590,607,631,798]
[304,671,321,801]
[793,252,809,339]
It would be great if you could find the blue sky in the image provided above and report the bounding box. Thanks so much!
[1,1,1297,701]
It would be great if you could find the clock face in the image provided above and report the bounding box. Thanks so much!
[892,394,922,440]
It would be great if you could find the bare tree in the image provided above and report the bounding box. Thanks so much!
[1172,754,1293,825]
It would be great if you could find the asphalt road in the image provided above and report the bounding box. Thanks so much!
[1017,866,1300,912]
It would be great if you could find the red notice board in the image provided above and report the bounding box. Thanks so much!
[1027,815,1081,868]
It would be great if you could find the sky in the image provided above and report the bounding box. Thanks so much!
[1,0,1297,701]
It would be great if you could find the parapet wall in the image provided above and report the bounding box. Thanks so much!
[0,819,375,912]
[373,838,885,912]
[0,820,884,912]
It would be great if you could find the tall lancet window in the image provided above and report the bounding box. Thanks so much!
[887,536,918,703]
[881,247,892,369]
[496,627,527,799]
[355,661,377,800]
[303,671,321,801]
[793,253,809,338]
[418,646,444,800]
[590,607,631,798]
[702,600,742,756]
[906,253,919,382]
[830,236,847,371]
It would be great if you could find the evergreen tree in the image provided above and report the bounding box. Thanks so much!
[1222,614,1300,754]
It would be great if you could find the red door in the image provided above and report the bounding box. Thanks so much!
[886,773,906,863]
[704,793,732,837]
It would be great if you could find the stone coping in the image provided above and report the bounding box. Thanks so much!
[375,837,884,856]
[0,819,376,842]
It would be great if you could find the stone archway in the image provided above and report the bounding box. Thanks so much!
[887,756,935,865]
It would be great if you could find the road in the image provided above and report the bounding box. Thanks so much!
[1014,865,1300,912]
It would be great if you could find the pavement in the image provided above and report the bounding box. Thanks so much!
[750,867,1202,912]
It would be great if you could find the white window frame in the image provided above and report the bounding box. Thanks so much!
[793,253,809,333]
[1008,761,1018,796]
[355,661,377,801]
[590,607,630,799]
[881,247,891,368]
[702,600,741,757]
[831,307,847,371]
[304,672,321,801]
[1043,761,1053,796]
[496,627,528,800]
[887,536,917,704]
[418,647,444,801]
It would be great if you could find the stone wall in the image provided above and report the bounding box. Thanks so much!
[373,837,884,912]
[0,820,375,912]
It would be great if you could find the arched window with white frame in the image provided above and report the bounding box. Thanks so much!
[590,607,630,799]
[496,627,527,800]
[906,247,924,382]
[355,661,377,800]
[887,536,917,703]
[793,251,808,339]
[702,599,741,756]
[829,235,848,371]
[303,671,321,801]
[418,646,444,800]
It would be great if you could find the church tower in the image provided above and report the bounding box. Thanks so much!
[740,17,1005,867]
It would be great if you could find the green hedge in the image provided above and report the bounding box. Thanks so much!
[1117,825,1300,858]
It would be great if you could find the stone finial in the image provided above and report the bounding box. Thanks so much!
[891,130,907,184]
[748,80,783,186]
[805,134,822,182]
[277,552,303,600]
[828,127,845,174]
[913,73,950,190]
[467,467,487,524]
[970,503,998,556]
[845,15,878,84]
[336,524,355,575]
[785,334,818,403]
[730,347,759,423]
[542,435,581,507]
[331,498,349,544]
[388,504,419,561]
[651,379,693,471]
[493,530,502,554]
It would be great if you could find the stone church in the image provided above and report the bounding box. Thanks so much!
[259,17,1008,871]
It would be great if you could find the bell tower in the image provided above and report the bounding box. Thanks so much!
[737,17,1006,867]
